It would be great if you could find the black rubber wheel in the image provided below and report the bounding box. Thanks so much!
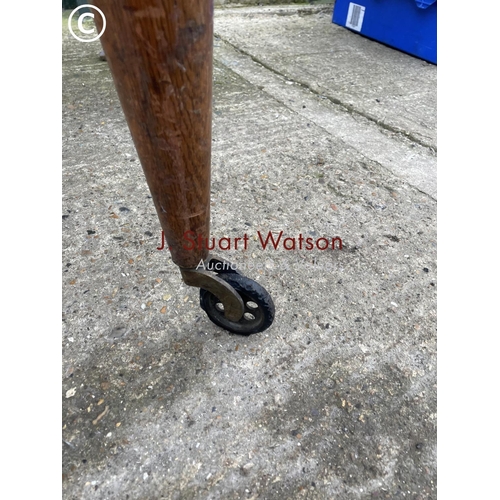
[200,273,275,335]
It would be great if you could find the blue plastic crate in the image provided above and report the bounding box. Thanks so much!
[332,0,437,64]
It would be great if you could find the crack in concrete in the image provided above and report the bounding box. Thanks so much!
[214,34,436,152]
[213,39,437,201]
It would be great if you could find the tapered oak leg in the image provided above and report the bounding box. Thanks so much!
[90,1,275,334]
[92,0,212,269]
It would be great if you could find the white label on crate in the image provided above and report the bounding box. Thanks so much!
[346,3,366,32]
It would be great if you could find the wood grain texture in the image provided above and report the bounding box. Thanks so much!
[91,0,213,268]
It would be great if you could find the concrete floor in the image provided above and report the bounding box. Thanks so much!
[62,4,436,499]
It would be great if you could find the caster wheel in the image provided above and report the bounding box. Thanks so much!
[200,273,275,335]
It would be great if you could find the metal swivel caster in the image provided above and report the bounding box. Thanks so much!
[181,256,275,335]
[200,272,275,335]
